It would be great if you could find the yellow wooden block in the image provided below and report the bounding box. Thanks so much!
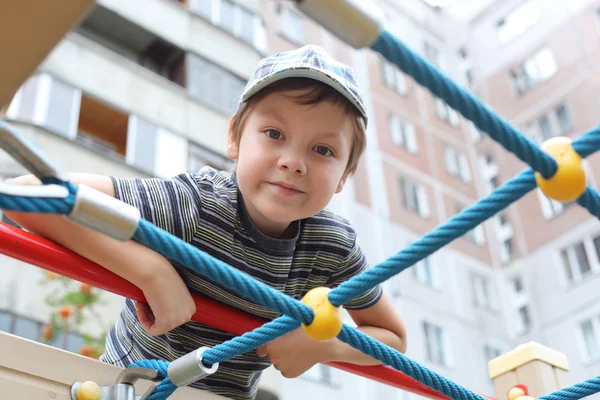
[489,342,569,379]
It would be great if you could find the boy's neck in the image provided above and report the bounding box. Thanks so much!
[239,192,296,239]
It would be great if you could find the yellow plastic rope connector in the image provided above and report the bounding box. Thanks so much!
[508,386,526,400]
[76,381,101,400]
[535,136,587,202]
[301,287,343,341]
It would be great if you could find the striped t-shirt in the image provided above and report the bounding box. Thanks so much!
[100,166,382,400]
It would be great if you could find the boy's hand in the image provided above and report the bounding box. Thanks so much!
[135,264,196,336]
[256,328,336,378]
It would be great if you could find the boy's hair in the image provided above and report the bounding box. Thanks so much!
[230,78,366,175]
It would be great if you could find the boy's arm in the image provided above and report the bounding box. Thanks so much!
[4,173,196,336]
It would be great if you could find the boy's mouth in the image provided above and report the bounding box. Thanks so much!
[268,181,305,195]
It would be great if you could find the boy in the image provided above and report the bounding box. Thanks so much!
[7,45,406,400]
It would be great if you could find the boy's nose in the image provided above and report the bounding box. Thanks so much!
[277,154,307,175]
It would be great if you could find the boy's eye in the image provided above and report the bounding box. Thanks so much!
[315,145,333,156]
[265,129,283,140]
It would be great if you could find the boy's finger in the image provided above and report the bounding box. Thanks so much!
[256,345,267,357]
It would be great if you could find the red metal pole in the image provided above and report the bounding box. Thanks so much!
[0,222,493,400]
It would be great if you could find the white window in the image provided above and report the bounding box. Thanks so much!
[434,97,460,127]
[484,345,502,362]
[188,142,233,173]
[527,102,572,143]
[444,146,471,182]
[424,41,445,70]
[501,238,515,263]
[277,4,304,45]
[127,115,188,178]
[423,321,450,365]
[510,47,557,95]
[382,58,407,95]
[187,53,246,114]
[472,274,492,309]
[7,74,81,139]
[412,257,437,287]
[497,0,540,44]
[516,305,532,334]
[560,239,598,284]
[537,189,564,219]
[579,317,600,363]
[469,122,483,141]
[456,204,485,245]
[389,114,417,153]
[189,0,266,51]
[400,177,430,218]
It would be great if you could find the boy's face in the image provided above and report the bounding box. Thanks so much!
[227,88,354,237]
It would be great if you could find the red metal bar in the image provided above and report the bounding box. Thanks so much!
[0,222,494,400]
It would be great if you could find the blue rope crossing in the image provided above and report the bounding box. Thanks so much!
[1,26,600,400]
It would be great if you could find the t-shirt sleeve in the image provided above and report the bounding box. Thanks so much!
[327,236,382,310]
[110,173,201,243]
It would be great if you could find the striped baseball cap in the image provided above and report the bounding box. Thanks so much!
[241,45,368,126]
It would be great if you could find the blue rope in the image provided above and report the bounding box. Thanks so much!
[337,325,487,400]
[539,376,600,400]
[329,169,537,306]
[203,316,300,365]
[130,359,177,400]
[133,219,314,325]
[370,29,557,179]
[573,127,600,158]
[0,180,76,214]
[576,186,600,219]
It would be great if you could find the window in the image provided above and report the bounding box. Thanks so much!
[555,103,572,133]
[484,345,502,362]
[77,5,184,85]
[497,0,540,44]
[517,305,531,333]
[389,114,417,152]
[537,189,564,219]
[413,257,436,287]
[433,96,460,127]
[399,177,430,218]
[127,115,189,178]
[456,204,485,245]
[469,122,483,141]
[188,142,232,173]
[77,93,128,158]
[561,241,594,283]
[497,212,508,226]
[511,276,524,293]
[6,75,188,178]
[6,74,81,139]
[527,102,572,143]
[501,238,515,262]
[423,321,447,365]
[444,146,471,182]
[187,53,246,115]
[510,48,557,95]
[381,58,407,95]
[189,0,267,51]
[277,4,304,45]
[472,274,492,309]
[580,318,600,362]
[424,41,444,70]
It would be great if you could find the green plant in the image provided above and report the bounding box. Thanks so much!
[39,271,109,359]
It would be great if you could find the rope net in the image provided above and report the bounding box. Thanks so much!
[0,26,599,400]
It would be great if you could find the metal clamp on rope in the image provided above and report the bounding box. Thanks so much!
[0,119,69,183]
[293,0,384,49]
[167,347,219,387]
[71,367,161,400]
[66,184,141,241]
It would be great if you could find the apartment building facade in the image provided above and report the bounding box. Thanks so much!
[1,0,599,399]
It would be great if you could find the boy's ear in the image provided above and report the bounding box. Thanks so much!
[335,173,349,194]
[227,117,239,159]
